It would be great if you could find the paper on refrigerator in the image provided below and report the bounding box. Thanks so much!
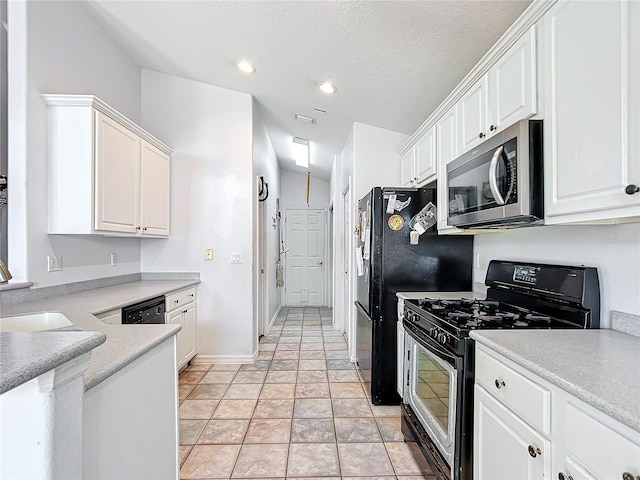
[355,246,364,276]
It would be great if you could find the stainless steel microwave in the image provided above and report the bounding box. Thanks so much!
[446,119,543,229]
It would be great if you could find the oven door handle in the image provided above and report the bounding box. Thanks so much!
[405,324,457,366]
[489,145,506,205]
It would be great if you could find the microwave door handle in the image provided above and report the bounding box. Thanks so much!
[489,145,506,205]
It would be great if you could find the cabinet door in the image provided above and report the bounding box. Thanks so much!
[182,303,198,365]
[415,127,436,184]
[544,0,640,223]
[474,385,550,480]
[166,309,185,370]
[94,111,140,233]
[489,26,537,133]
[458,75,489,153]
[436,107,459,234]
[140,141,171,236]
[400,149,415,187]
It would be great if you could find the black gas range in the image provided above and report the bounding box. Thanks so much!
[401,260,600,480]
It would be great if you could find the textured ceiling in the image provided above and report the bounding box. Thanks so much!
[85,0,531,180]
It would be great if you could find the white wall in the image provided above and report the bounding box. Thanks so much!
[252,102,282,329]
[280,170,330,209]
[8,0,142,285]
[140,69,256,361]
[474,223,640,326]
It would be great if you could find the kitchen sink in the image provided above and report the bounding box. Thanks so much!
[0,312,73,332]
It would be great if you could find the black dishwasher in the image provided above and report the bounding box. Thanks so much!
[122,296,166,325]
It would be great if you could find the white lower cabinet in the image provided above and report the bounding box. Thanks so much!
[83,337,178,480]
[475,343,640,480]
[474,385,550,480]
[166,286,198,370]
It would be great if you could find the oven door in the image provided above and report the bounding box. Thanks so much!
[404,327,458,470]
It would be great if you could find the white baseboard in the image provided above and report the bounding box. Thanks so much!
[267,304,282,334]
[192,350,258,365]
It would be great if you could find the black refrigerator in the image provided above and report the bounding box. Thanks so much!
[355,187,473,405]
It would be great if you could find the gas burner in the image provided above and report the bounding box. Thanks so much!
[523,313,552,326]
[447,311,473,322]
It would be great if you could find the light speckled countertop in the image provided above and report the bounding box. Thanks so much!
[1,279,198,392]
[470,329,640,432]
[0,331,106,394]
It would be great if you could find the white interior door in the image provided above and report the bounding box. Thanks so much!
[343,188,351,342]
[257,196,266,336]
[284,209,325,306]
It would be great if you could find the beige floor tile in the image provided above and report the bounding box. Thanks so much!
[376,417,404,442]
[179,384,196,401]
[327,369,360,382]
[290,418,336,443]
[329,382,366,399]
[269,359,299,371]
[244,418,292,443]
[232,444,289,478]
[273,350,299,359]
[201,370,237,383]
[275,343,299,351]
[371,404,401,417]
[334,417,382,442]
[301,342,325,351]
[338,443,395,476]
[259,343,277,351]
[265,370,298,384]
[233,371,267,384]
[185,363,212,371]
[299,350,326,360]
[332,399,374,417]
[181,444,241,479]
[210,363,242,371]
[287,443,340,477]
[212,399,257,419]
[385,442,425,475]
[298,359,327,371]
[187,383,228,400]
[324,343,348,351]
[179,445,192,467]
[325,350,350,360]
[223,383,263,400]
[293,398,333,418]
[297,370,328,383]
[179,400,219,420]
[197,419,249,444]
[252,399,294,418]
[259,383,295,399]
[179,370,207,384]
[256,351,274,360]
[295,383,330,399]
[179,419,207,445]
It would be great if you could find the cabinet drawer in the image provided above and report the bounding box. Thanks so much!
[165,287,196,312]
[564,402,640,479]
[475,347,550,434]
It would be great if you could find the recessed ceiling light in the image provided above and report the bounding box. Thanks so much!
[295,114,316,124]
[235,59,255,74]
[318,81,337,94]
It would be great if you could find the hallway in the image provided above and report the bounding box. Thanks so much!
[177,306,434,479]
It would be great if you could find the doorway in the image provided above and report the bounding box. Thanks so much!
[257,182,268,339]
[343,186,351,344]
[283,209,326,306]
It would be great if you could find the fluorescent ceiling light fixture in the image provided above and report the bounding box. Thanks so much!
[292,137,309,168]
[295,114,316,124]
[318,81,337,94]
[235,59,256,73]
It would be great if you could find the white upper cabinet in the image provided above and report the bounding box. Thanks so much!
[415,126,437,184]
[44,95,172,237]
[436,107,460,234]
[399,126,437,187]
[458,25,537,155]
[543,0,640,224]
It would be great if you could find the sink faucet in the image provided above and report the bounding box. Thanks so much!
[0,259,12,283]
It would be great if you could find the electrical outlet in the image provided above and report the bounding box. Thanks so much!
[47,255,62,272]
[205,248,213,261]
[110,253,118,266]
[231,252,242,264]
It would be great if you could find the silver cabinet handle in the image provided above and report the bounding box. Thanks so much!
[494,378,505,389]
[489,145,506,205]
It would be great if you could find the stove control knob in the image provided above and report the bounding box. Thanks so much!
[439,333,448,344]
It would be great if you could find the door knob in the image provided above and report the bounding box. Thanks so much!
[318,261,323,265]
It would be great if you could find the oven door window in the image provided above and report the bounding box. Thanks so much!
[408,337,457,466]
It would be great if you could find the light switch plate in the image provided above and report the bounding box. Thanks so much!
[47,255,62,272]
[110,253,118,266]
[205,248,213,261]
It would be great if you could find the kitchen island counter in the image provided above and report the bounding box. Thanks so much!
[0,279,199,391]
[470,329,640,432]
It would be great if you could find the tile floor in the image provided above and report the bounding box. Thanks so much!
[178,306,435,479]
